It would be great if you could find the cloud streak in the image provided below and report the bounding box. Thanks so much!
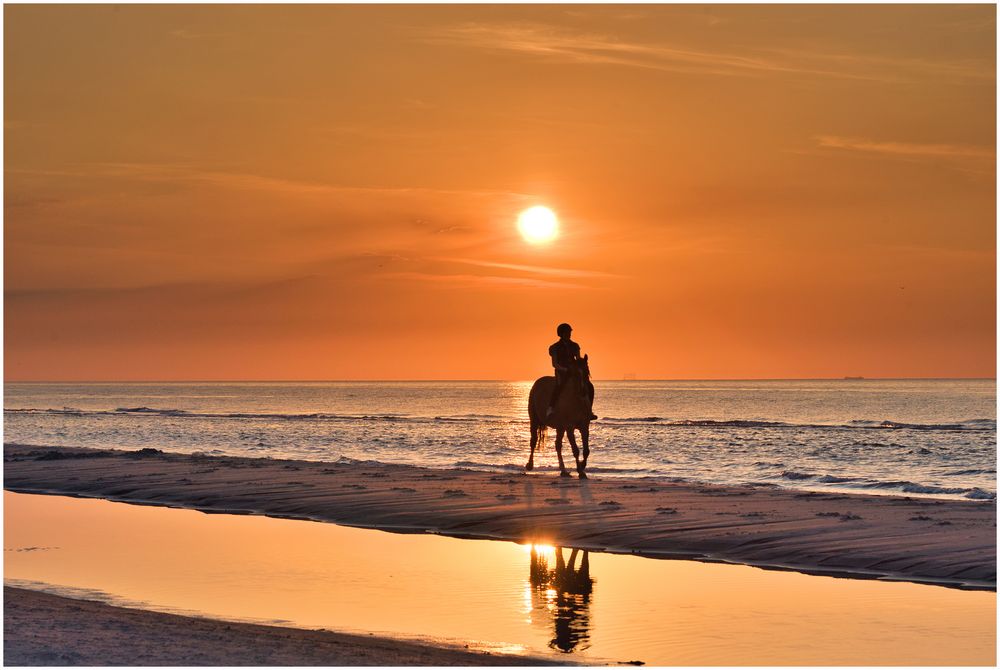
[435,257,624,279]
[372,256,621,291]
[422,22,993,83]
[6,163,535,202]
[816,136,996,160]
[381,271,588,291]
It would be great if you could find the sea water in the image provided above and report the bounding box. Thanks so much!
[4,379,995,500]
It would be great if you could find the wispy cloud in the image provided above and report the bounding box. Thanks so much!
[379,256,626,292]
[382,271,588,291]
[4,277,272,301]
[6,163,534,202]
[169,28,223,40]
[423,23,830,79]
[561,8,650,22]
[436,257,624,279]
[762,47,992,83]
[4,195,67,210]
[421,22,992,83]
[816,136,995,160]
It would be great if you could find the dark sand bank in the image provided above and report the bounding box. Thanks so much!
[3,587,562,666]
[4,444,996,588]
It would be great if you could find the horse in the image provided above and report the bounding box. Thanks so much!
[526,355,592,478]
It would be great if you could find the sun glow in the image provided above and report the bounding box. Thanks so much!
[517,206,559,244]
[523,543,557,561]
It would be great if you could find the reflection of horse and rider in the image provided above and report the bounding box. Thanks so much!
[527,323,597,478]
[528,545,595,653]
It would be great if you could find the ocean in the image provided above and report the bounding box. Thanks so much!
[4,379,995,500]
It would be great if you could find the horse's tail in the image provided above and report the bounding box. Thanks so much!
[528,384,548,452]
[535,423,548,451]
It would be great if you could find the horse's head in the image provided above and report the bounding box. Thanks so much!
[576,354,591,381]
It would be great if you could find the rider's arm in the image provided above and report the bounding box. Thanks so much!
[551,354,568,372]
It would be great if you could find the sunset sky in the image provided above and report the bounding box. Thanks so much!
[5,4,996,381]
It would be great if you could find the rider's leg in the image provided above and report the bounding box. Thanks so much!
[587,381,597,420]
[547,372,565,416]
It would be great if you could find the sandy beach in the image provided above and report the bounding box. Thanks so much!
[3,586,563,666]
[4,443,995,588]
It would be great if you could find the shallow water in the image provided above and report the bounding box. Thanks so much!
[4,380,996,500]
[4,492,995,665]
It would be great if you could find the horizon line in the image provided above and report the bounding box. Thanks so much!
[5,377,997,384]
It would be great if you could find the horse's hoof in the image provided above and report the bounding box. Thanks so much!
[525,463,533,472]
[578,471,588,480]
[560,470,572,478]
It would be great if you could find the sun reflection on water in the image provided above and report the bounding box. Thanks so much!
[522,542,556,558]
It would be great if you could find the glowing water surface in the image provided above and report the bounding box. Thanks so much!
[4,492,995,665]
[6,380,996,500]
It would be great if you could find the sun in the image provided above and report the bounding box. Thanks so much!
[517,206,559,244]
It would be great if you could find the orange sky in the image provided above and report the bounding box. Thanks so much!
[5,5,996,380]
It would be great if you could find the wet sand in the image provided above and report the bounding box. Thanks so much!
[4,443,996,588]
[3,586,561,666]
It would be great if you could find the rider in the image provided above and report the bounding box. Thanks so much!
[547,323,597,420]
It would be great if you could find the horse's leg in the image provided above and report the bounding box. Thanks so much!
[526,421,537,471]
[556,428,570,477]
[573,425,588,479]
[567,429,582,477]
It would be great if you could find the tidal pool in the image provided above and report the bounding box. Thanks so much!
[4,491,996,665]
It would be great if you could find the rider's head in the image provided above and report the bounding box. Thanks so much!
[557,323,572,339]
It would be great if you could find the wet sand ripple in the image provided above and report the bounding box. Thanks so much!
[3,444,995,588]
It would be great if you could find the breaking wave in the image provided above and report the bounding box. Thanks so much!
[601,417,995,431]
[7,407,995,432]
[5,407,510,425]
[775,469,995,499]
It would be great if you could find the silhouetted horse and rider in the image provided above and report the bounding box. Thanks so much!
[526,323,596,478]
